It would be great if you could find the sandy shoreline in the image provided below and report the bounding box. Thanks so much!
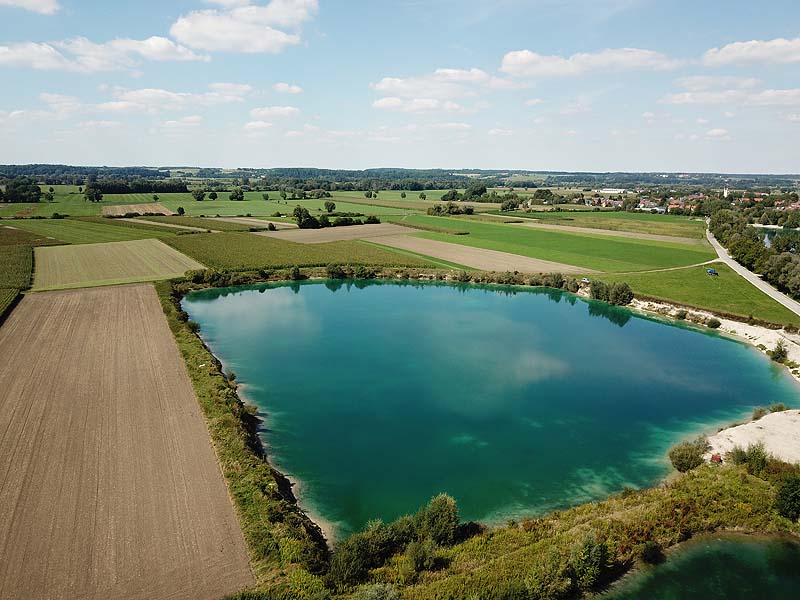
[703,410,800,464]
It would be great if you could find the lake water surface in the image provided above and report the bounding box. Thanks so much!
[604,535,800,599]
[183,280,799,535]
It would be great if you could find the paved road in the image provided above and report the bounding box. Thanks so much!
[706,229,800,318]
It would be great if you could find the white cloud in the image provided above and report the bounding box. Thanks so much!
[559,100,591,115]
[0,36,205,72]
[674,75,760,91]
[160,115,203,128]
[100,84,252,113]
[488,128,513,136]
[525,98,544,107]
[243,120,273,137]
[370,66,520,103]
[250,105,299,118]
[785,113,800,123]
[273,82,302,94]
[661,90,747,105]
[704,37,800,66]
[696,117,709,124]
[641,111,656,123]
[747,89,800,106]
[372,97,465,113]
[76,120,122,129]
[209,82,253,95]
[170,0,318,54]
[0,0,59,14]
[430,122,472,130]
[501,47,680,77]
[705,128,730,140]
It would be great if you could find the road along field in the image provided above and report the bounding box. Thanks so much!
[102,203,175,216]
[32,238,204,291]
[370,235,594,274]
[0,284,253,599]
[256,222,413,244]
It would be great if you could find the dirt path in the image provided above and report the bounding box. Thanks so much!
[212,217,297,230]
[120,218,216,232]
[256,222,414,244]
[510,220,706,246]
[0,284,253,599]
[371,235,594,274]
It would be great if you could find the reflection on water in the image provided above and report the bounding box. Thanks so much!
[184,280,799,536]
[605,535,800,599]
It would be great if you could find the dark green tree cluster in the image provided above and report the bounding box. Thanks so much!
[668,436,709,472]
[427,202,473,216]
[2,177,42,203]
[589,281,634,305]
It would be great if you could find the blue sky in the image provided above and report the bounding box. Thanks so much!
[1,0,799,172]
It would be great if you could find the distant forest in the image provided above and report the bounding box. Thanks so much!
[0,164,797,192]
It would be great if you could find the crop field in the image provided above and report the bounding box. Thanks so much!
[398,215,716,273]
[9,218,175,245]
[505,210,706,239]
[600,263,800,326]
[32,239,205,291]
[257,222,414,244]
[135,215,254,231]
[101,203,175,216]
[0,225,62,246]
[0,285,253,599]
[0,288,18,319]
[166,232,436,271]
[0,246,32,288]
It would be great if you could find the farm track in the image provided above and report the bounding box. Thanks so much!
[120,218,216,232]
[371,235,595,274]
[255,222,414,244]
[212,216,297,230]
[0,284,253,599]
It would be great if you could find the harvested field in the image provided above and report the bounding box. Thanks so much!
[256,222,413,244]
[213,216,297,230]
[0,225,62,246]
[102,203,175,216]
[32,238,204,291]
[511,220,706,246]
[120,218,213,232]
[371,235,594,274]
[0,284,253,599]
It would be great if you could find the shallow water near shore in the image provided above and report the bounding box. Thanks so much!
[603,534,800,599]
[183,280,799,536]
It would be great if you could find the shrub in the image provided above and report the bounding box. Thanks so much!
[289,266,303,280]
[350,584,400,600]
[590,280,609,302]
[570,536,613,591]
[454,270,471,282]
[176,206,185,216]
[675,309,688,320]
[564,277,579,293]
[267,223,277,231]
[406,538,437,573]
[706,318,722,329]
[769,339,789,362]
[744,442,770,476]
[668,436,708,472]
[753,406,769,421]
[365,215,381,224]
[609,282,634,306]
[637,540,664,564]
[775,475,800,521]
[770,403,789,413]
[327,535,371,588]
[416,494,459,546]
[326,264,347,279]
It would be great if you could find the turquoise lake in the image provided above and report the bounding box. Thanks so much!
[605,535,800,599]
[183,280,799,536]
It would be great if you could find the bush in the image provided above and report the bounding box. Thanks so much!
[775,475,800,521]
[267,223,277,231]
[406,538,437,573]
[570,536,613,591]
[706,318,722,329]
[564,277,579,293]
[365,215,381,224]
[753,406,769,421]
[416,494,459,546]
[350,584,400,600]
[326,264,347,279]
[289,266,303,280]
[327,535,371,588]
[589,280,609,302]
[769,339,788,363]
[609,282,634,306]
[675,309,688,320]
[637,540,664,564]
[176,206,185,216]
[668,436,708,472]
[770,403,789,413]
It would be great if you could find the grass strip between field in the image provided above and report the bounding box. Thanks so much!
[360,240,474,271]
[155,280,329,594]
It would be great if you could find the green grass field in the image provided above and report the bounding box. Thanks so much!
[395,215,716,272]
[0,246,33,288]
[0,225,63,246]
[503,210,706,239]
[134,216,255,231]
[9,218,175,245]
[166,232,436,271]
[600,263,800,325]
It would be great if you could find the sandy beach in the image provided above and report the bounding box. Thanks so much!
[704,410,800,464]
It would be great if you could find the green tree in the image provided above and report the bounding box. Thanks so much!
[417,494,459,546]
[176,206,185,215]
[262,192,270,201]
[191,189,206,202]
[775,475,800,521]
[293,205,320,229]
[324,200,336,213]
[419,192,427,200]
[400,192,407,198]
[208,191,218,200]
[364,190,373,199]
[609,282,634,306]
[668,436,708,472]
[229,188,245,201]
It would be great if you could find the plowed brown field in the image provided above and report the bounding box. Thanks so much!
[0,284,253,599]
[102,203,175,216]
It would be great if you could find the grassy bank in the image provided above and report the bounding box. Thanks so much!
[155,279,330,595]
[599,263,800,327]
